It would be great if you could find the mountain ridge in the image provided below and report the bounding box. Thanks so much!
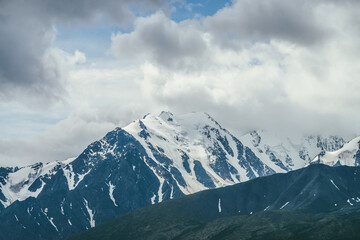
[63,164,360,240]
[311,136,360,167]
[0,111,286,240]
[0,111,353,239]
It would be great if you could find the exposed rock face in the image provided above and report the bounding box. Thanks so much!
[0,112,277,240]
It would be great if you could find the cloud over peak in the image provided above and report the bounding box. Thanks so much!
[2,0,360,166]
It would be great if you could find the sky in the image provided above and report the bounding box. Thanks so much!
[1,0,360,167]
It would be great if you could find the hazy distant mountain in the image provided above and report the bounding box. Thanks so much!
[63,164,360,240]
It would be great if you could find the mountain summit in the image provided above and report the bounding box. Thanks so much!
[0,111,352,239]
[0,112,285,240]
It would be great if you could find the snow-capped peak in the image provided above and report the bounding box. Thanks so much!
[0,111,353,240]
[310,136,360,166]
[158,111,174,122]
[238,130,346,172]
[123,112,241,194]
[0,112,348,212]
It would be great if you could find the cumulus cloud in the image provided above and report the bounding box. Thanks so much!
[205,0,326,47]
[0,3,59,106]
[203,0,360,48]
[111,11,208,70]
[0,0,167,107]
[2,0,360,167]
[0,64,155,167]
[110,0,360,138]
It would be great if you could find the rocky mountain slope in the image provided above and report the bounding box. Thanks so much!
[0,111,351,240]
[63,164,360,240]
[0,112,287,240]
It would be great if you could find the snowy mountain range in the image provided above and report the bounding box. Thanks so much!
[240,130,346,171]
[0,111,354,239]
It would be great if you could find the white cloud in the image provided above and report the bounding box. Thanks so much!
[109,1,360,138]
[0,114,116,167]
[111,11,208,70]
[2,0,360,167]
[0,0,167,107]
[204,0,326,47]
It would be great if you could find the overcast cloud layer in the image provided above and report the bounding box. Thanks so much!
[0,0,166,106]
[1,0,360,166]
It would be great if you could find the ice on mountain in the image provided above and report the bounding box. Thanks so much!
[330,179,340,190]
[310,136,360,167]
[84,198,95,228]
[280,201,290,209]
[106,181,118,207]
[218,198,222,213]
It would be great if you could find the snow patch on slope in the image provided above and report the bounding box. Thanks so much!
[63,158,91,191]
[330,179,340,190]
[218,198,222,213]
[106,181,118,207]
[84,198,95,228]
[41,208,58,232]
[280,201,290,209]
